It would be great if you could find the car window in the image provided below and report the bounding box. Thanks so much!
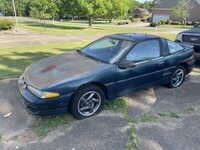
[126,40,160,62]
[81,37,134,63]
[167,40,183,54]
[90,38,119,49]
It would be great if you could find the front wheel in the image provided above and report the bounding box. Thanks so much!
[70,85,105,119]
[168,66,186,88]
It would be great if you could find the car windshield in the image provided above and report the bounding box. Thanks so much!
[81,37,134,63]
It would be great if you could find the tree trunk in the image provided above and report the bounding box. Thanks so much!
[43,19,46,31]
[71,16,74,21]
[109,18,112,23]
[183,17,187,27]
[88,15,92,27]
[52,17,55,24]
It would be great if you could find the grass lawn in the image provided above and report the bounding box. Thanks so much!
[0,41,91,80]
[20,21,167,34]
[159,25,193,29]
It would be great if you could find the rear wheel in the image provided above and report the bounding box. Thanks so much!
[70,85,105,119]
[168,66,186,88]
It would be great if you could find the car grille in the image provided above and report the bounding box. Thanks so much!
[182,35,200,45]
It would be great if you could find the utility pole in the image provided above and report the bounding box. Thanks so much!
[12,0,19,32]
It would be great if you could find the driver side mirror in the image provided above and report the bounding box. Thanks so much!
[119,60,136,69]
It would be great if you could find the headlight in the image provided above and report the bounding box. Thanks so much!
[27,86,60,99]
[176,33,182,42]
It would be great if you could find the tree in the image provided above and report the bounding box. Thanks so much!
[78,0,107,27]
[171,0,190,27]
[128,0,141,17]
[28,0,60,30]
[105,0,131,23]
[0,0,30,16]
[59,0,81,20]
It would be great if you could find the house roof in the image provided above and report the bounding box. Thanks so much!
[152,0,200,9]
[135,8,149,12]
[152,0,179,9]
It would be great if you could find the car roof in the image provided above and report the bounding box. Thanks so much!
[108,33,160,42]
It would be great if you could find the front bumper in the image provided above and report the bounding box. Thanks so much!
[18,80,72,116]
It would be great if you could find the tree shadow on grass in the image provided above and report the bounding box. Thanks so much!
[28,23,86,30]
[25,22,106,31]
[0,48,80,80]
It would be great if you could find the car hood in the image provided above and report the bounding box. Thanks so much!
[182,28,200,34]
[24,52,104,89]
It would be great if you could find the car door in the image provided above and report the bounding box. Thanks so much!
[115,39,165,96]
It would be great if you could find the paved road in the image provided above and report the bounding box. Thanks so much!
[0,68,200,150]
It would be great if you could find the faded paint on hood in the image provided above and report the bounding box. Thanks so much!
[24,52,103,89]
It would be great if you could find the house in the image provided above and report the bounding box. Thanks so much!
[133,8,150,18]
[151,0,200,22]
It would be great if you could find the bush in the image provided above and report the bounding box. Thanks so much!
[118,21,129,25]
[171,21,181,25]
[131,18,141,23]
[160,20,167,25]
[186,21,193,26]
[0,19,13,31]
[166,20,172,25]
[193,21,199,25]
[150,22,158,27]
[118,22,123,25]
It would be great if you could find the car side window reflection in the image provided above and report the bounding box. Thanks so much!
[167,40,183,54]
[126,40,160,62]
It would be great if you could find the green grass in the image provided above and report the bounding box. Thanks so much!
[32,115,74,138]
[159,25,193,29]
[185,106,197,114]
[125,125,138,150]
[20,21,169,35]
[159,112,181,118]
[105,98,128,113]
[140,114,159,122]
[0,40,91,80]
[126,113,159,124]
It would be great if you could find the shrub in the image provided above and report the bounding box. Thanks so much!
[0,19,14,31]
[186,21,193,26]
[150,22,158,27]
[131,18,141,23]
[118,22,123,25]
[118,21,129,25]
[193,21,199,25]
[171,21,181,25]
[160,20,167,25]
[166,20,172,25]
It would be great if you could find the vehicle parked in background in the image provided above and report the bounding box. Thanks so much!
[18,33,195,119]
[175,25,200,55]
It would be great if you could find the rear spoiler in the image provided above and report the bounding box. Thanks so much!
[179,43,194,50]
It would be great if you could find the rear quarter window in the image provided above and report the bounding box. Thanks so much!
[167,40,184,54]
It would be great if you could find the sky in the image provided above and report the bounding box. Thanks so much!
[137,0,152,3]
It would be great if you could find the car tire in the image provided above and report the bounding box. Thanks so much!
[70,85,105,120]
[168,66,186,88]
